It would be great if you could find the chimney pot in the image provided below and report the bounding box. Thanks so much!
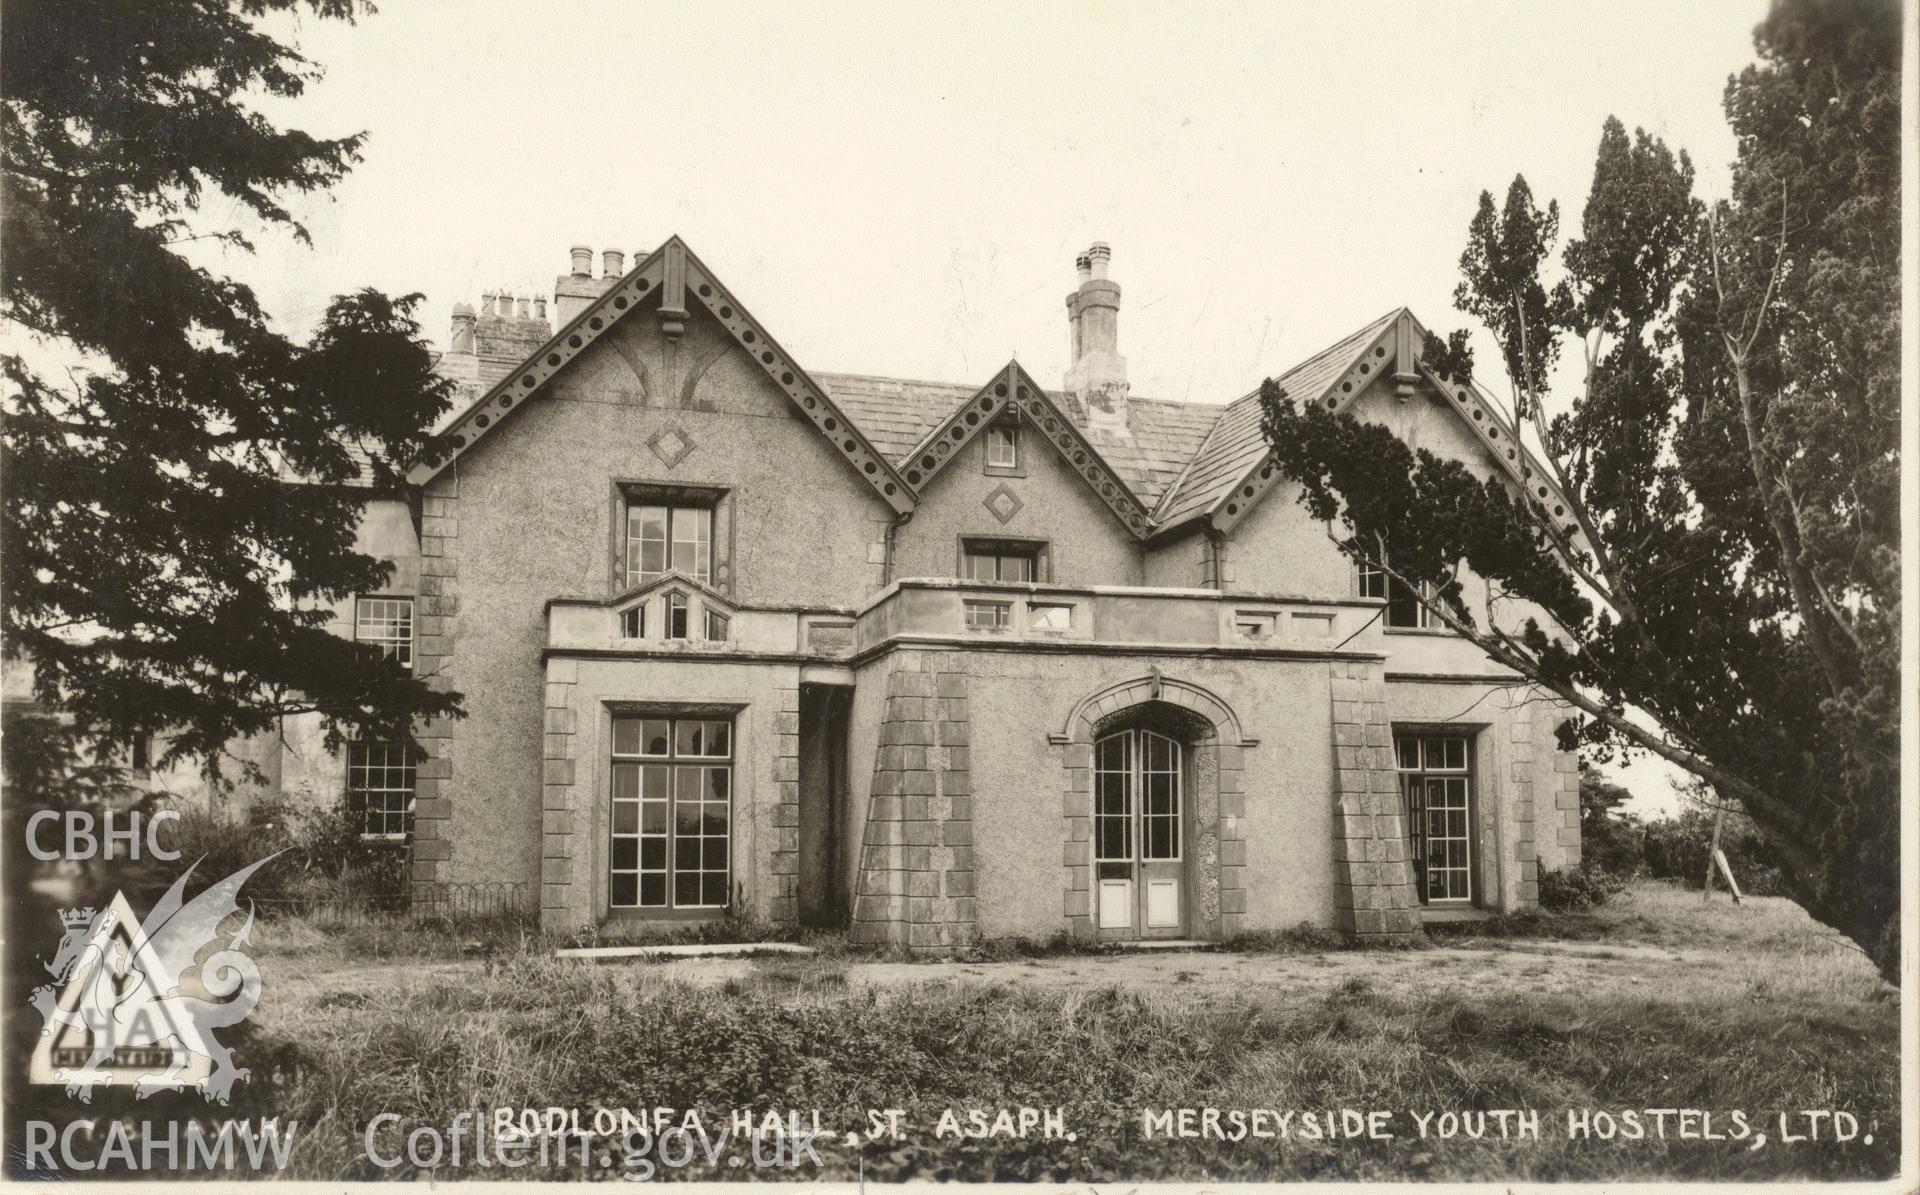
[1075,253,1092,282]
[515,295,529,319]
[450,302,477,353]
[569,246,593,277]
[533,295,548,320]
[1087,242,1111,280]
[480,289,496,316]
[602,249,625,279]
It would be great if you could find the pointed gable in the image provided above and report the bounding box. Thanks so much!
[886,361,1156,539]
[1153,309,1401,529]
[1152,306,1579,543]
[410,238,916,514]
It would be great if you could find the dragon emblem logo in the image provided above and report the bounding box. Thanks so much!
[27,853,280,1104]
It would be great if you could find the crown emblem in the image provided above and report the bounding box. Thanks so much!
[59,907,97,929]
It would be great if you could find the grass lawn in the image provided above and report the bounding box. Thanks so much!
[221,881,1899,1182]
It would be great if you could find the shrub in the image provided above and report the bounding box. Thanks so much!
[152,796,411,909]
[1640,806,1786,896]
[1538,863,1628,911]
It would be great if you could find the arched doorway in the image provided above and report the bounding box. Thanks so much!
[1093,725,1187,939]
[1055,671,1256,942]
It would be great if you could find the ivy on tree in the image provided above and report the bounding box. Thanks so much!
[2,0,464,789]
[1260,0,1900,978]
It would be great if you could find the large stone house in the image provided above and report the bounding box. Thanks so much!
[289,238,1583,948]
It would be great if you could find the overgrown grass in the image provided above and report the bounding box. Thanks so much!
[212,881,1897,1183]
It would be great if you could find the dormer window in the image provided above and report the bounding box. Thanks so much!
[621,606,645,639]
[665,592,690,640]
[626,500,713,588]
[704,608,730,642]
[985,424,1019,471]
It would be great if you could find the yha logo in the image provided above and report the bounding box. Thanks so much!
[28,853,281,1104]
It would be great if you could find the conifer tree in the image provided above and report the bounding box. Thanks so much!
[2,0,465,788]
[1261,0,1901,976]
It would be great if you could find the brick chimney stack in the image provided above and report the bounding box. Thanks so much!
[1064,241,1129,435]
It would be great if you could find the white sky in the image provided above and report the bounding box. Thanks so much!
[220,0,1774,814]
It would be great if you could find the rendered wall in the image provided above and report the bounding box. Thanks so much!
[1142,526,1211,589]
[538,655,803,932]
[890,420,1144,586]
[415,303,893,894]
[1223,478,1354,599]
[946,651,1343,940]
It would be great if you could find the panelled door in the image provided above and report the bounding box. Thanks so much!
[1092,729,1186,939]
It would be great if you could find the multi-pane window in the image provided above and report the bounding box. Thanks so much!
[985,425,1018,470]
[1358,562,1435,629]
[1093,734,1133,865]
[665,592,689,639]
[963,600,1011,629]
[1395,733,1472,904]
[609,715,732,910]
[621,606,645,638]
[348,741,415,840]
[355,597,415,669]
[963,541,1041,582]
[626,503,712,588]
[703,608,730,641]
[1094,729,1181,865]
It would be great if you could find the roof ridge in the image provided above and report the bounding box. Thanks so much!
[812,369,982,389]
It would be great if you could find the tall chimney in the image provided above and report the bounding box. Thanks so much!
[1064,241,1129,435]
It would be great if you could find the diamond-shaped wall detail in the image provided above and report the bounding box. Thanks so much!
[647,424,697,469]
[982,482,1024,525]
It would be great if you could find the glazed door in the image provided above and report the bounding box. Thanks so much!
[1092,729,1186,939]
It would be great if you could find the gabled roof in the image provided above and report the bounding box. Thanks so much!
[813,373,980,463]
[1152,309,1402,527]
[409,245,1575,544]
[605,569,734,612]
[812,374,1215,509]
[410,238,915,514]
[887,361,1157,539]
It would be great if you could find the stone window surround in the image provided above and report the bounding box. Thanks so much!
[1051,673,1256,940]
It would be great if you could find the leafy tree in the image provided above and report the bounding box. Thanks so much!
[1,0,464,788]
[1260,0,1899,977]
[1576,772,1645,880]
